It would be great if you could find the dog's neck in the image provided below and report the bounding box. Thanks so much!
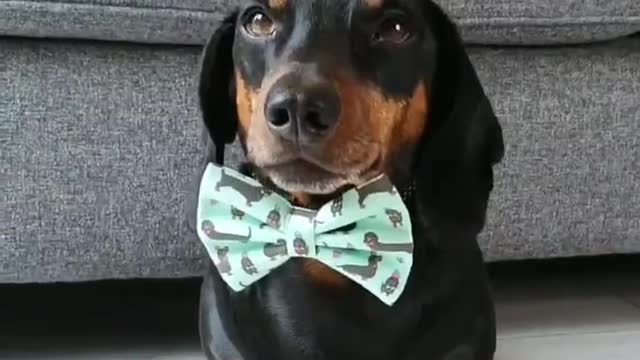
[238,162,416,209]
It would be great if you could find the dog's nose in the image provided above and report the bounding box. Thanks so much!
[264,74,340,144]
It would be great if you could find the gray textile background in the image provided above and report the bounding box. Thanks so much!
[2,36,639,283]
[1,0,639,45]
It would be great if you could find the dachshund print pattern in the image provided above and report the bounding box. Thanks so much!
[196,163,414,306]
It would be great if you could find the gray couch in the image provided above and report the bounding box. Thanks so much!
[2,0,639,283]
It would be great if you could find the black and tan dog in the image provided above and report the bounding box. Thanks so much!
[191,0,504,359]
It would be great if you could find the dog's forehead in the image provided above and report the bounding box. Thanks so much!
[290,0,352,30]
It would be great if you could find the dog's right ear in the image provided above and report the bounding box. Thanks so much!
[199,12,239,164]
[413,2,504,234]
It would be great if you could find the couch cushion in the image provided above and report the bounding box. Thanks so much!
[0,0,638,45]
[3,36,640,283]
[447,0,640,45]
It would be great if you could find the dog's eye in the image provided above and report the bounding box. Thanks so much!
[372,16,412,45]
[244,10,276,37]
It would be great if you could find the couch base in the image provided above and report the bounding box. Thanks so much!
[1,36,639,283]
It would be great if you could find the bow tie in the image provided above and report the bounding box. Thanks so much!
[196,163,414,306]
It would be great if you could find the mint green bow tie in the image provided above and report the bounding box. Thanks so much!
[196,163,414,306]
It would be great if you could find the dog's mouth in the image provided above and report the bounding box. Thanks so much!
[263,160,337,192]
[261,153,382,195]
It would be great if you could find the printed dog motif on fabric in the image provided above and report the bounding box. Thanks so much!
[292,233,309,256]
[215,168,272,207]
[201,220,252,243]
[339,254,383,280]
[330,195,343,217]
[241,252,259,275]
[261,208,283,229]
[196,164,414,306]
[384,208,403,227]
[214,246,232,275]
[355,177,397,209]
[231,207,245,220]
[363,232,413,253]
[264,239,288,260]
[381,270,402,296]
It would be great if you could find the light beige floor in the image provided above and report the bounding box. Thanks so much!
[495,283,640,360]
[492,257,640,360]
[2,257,639,359]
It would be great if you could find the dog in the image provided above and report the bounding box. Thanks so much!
[191,1,505,359]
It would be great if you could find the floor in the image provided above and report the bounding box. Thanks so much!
[1,255,639,360]
[489,256,640,360]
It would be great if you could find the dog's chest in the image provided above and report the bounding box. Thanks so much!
[301,258,351,287]
[238,263,418,360]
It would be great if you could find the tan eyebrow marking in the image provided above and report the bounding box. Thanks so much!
[363,0,384,9]
[268,0,287,10]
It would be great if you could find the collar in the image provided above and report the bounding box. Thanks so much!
[239,163,417,209]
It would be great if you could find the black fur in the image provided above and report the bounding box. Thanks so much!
[198,13,238,164]
[192,1,505,359]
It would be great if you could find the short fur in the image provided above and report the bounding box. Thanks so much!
[191,1,505,359]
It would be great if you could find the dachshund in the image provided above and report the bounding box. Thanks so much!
[191,0,505,359]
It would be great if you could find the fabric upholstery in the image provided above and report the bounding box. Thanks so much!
[2,36,639,283]
[447,0,640,44]
[0,0,638,46]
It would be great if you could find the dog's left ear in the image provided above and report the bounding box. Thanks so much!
[185,13,238,235]
[415,2,505,233]
[198,12,239,165]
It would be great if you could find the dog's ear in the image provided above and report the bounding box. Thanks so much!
[185,13,238,235]
[199,12,239,164]
[415,3,505,233]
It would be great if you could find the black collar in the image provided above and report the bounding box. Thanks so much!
[239,162,416,208]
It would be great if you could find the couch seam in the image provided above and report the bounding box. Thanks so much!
[0,0,227,13]
[1,1,640,26]
[455,16,640,27]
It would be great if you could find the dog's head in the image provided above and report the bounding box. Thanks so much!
[199,0,504,230]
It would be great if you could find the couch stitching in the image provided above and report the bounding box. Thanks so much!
[2,0,640,25]
[0,0,230,13]
[455,16,640,27]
